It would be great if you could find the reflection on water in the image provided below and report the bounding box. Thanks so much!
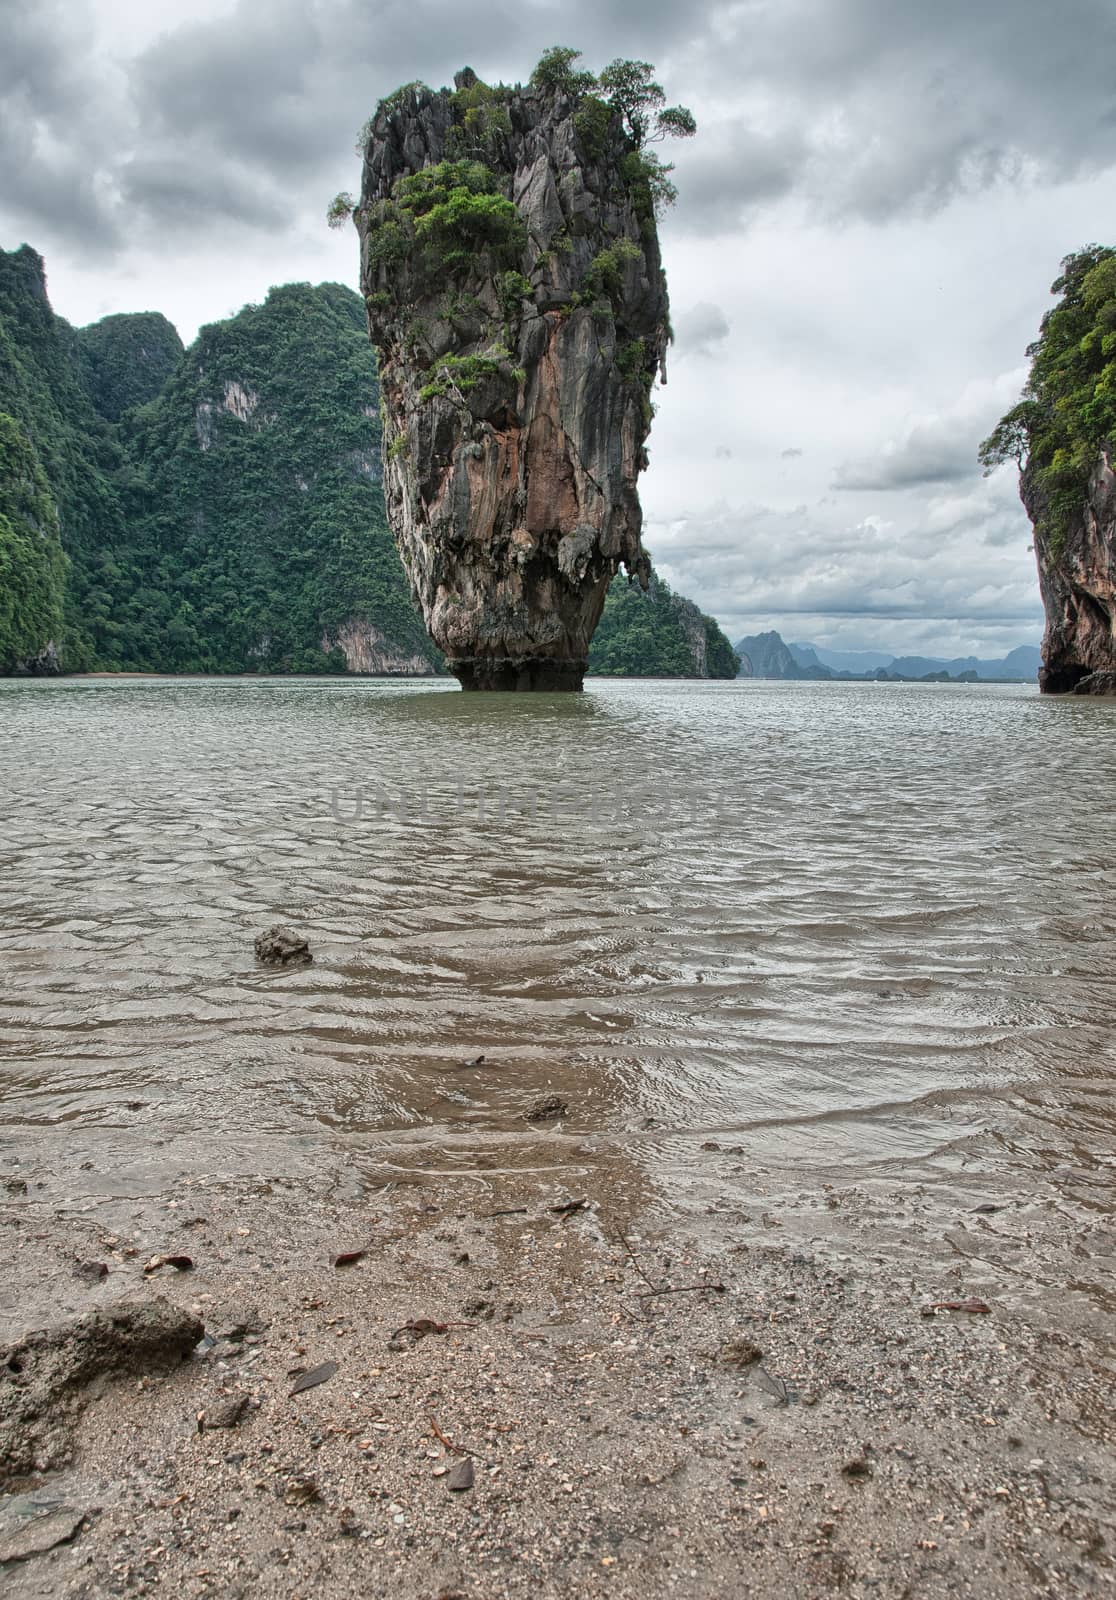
[2,675,1116,1301]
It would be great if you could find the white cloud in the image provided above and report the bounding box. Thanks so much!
[832,367,1029,490]
[672,301,731,360]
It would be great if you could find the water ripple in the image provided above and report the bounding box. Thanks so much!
[3,675,1116,1304]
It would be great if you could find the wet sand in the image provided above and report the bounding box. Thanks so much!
[2,1166,1113,1599]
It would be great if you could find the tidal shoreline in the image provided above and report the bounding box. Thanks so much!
[2,1167,1112,1599]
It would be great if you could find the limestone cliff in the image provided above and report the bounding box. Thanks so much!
[981,247,1116,696]
[320,618,439,675]
[356,68,671,690]
[1022,448,1116,694]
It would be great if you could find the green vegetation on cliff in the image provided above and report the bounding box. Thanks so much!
[0,413,68,671]
[528,49,694,214]
[109,282,439,673]
[0,245,128,667]
[0,247,441,674]
[980,245,1116,551]
[77,311,184,422]
[588,569,739,678]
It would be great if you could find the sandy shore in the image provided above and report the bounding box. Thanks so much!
[2,1164,1113,1600]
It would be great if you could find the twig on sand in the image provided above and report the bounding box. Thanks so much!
[614,1232,727,1303]
[430,1415,468,1456]
[637,1283,726,1299]
[613,1231,661,1294]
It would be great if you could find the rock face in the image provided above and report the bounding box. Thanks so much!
[10,641,62,676]
[1023,447,1116,693]
[320,618,436,675]
[1074,670,1116,695]
[357,72,670,690]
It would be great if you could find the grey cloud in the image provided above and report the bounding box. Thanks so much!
[643,471,1040,649]
[29,0,718,252]
[125,0,717,208]
[832,371,1027,490]
[833,420,978,490]
[669,0,1116,227]
[0,103,121,252]
[670,123,804,233]
[8,0,1116,256]
[0,0,124,250]
[672,300,730,358]
[133,1,326,171]
[118,158,288,233]
[781,447,803,459]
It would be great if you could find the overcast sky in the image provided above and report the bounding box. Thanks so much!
[5,0,1116,657]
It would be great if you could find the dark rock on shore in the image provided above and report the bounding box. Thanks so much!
[525,1095,568,1122]
[0,1492,88,1564]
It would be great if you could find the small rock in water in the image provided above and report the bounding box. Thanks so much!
[254,927,312,966]
[525,1096,568,1123]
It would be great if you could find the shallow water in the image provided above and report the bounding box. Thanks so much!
[3,676,1116,1310]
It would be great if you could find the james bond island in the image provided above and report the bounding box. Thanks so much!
[337,50,694,690]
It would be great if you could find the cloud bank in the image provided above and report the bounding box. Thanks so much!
[2,0,1112,653]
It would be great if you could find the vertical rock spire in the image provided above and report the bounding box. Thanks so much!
[356,67,671,689]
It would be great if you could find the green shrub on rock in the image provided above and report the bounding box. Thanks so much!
[981,245,1116,554]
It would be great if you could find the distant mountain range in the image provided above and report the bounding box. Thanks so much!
[734,630,1041,683]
